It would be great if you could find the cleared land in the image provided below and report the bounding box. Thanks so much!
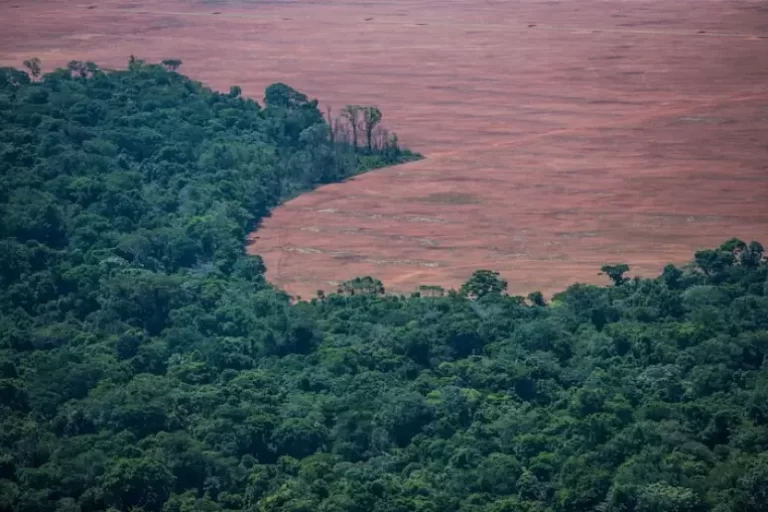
[2,0,767,297]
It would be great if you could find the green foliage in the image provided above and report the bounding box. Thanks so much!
[22,58,41,80]
[460,270,508,298]
[161,59,183,71]
[601,263,631,286]
[102,457,175,511]
[337,276,385,296]
[1,60,767,512]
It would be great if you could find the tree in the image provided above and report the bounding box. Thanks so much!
[719,237,747,253]
[0,67,30,100]
[376,392,434,446]
[341,104,362,151]
[337,276,385,296]
[22,57,41,80]
[128,54,145,71]
[102,458,175,511]
[67,60,88,78]
[85,61,100,77]
[635,483,703,512]
[325,105,337,146]
[232,255,267,283]
[527,291,546,306]
[115,330,144,360]
[161,58,183,71]
[741,241,765,268]
[661,264,683,288]
[362,106,383,153]
[694,249,734,277]
[460,270,507,298]
[418,285,445,297]
[383,131,403,161]
[736,455,768,512]
[600,263,630,286]
[265,82,310,109]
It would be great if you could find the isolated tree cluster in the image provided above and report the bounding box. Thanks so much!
[326,104,397,156]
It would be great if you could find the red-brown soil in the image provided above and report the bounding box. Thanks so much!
[2,0,767,297]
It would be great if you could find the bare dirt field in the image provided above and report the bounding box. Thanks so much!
[2,0,767,297]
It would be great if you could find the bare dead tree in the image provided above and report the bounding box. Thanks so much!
[335,116,351,146]
[373,125,389,153]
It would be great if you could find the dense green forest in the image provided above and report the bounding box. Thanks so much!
[1,61,768,512]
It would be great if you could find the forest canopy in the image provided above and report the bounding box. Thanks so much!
[1,61,768,512]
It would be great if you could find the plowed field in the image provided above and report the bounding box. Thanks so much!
[2,0,767,297]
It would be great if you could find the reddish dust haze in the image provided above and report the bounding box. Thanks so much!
[2,0,767,297]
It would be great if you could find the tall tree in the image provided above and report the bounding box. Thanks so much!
[694,249,734,277]
[741,241,765,268]
[228,85,242,98]
[325,105,337,146]
[67,60,87,78]
[22,57,41,80]
[460,269,508,298]
[600,263,630,286]
[128,54,146,71]
[341,105,362,151]
[362,106,383,153]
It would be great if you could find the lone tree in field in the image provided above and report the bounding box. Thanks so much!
[22,58,41,80]
[362,106,383,153]
[161,59,183,71]
[341,105,362,151]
